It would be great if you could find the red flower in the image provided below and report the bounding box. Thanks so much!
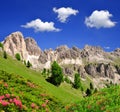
[0,95,5,100]
[1,100,9,106]
[13,98,22,109]
[41,103,46,108]
[31,103,36,108]
[9,99,13,103]
[5,94,10,98]
[45,100,49,104]
[4,83,8,88]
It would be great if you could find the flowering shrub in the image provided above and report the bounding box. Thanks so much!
[0,70,60,112]
[0,94,22,109]
[63,85,120,112]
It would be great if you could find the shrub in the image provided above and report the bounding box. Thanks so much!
[90,82,94,90]
[86,88,91,96]
[15,53,21,61]
[64,76,71,84]
[0,42,3,48]
[3,51,7,59]
[47,61,63,86]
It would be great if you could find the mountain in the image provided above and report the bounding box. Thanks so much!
[2,31,120,88]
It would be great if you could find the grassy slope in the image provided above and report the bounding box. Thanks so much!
[0,52,83,105]
[63,85,120,112]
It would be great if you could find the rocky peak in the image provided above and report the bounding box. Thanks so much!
[56,45,69,52]
[111,48,120,57]
[25,38,41,56]
[3,31,28,59]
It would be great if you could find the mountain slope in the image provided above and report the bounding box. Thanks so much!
[63,85,120,112]
[0,51,83,106]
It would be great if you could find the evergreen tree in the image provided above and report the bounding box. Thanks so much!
[3,51,7,59]
[15,53,21,61]
[90,82,94,90]
[74,73,81,89]
[26,61,32,68]
[86,88,91,96]
[47,61,63,86]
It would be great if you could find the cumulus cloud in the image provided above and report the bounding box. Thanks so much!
[21,19,61,32]
[85,10,116,28]
[53,7,79,23]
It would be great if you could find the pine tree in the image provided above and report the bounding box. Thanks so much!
[15,53,21,61]
[26,61,32,68]
[47,61,63,86]
[74,73,81,89]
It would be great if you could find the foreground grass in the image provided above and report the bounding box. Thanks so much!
[0,52,82,105]
[0,70,62,111]
[63,85,120,112]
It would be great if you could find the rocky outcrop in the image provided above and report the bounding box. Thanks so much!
[3,32,41,69]
[85,64,97,77]
[3,32,28,59]
[2,31,120,87]
[111,48,120,57]
[25,38,41,56]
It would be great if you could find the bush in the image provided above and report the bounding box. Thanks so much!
[90,82,94,90]
[0,42,3,49]
[15,53,21,61]
[86,88,91,96]
[3,51,7,59]
[64,76,71,84]
[74,73,81,89]
[26,61,32,68]
[47,61,63,86]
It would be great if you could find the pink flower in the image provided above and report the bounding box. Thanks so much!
[4,83,8,88]
[45,100,49,104]
[31,103,36,108]
[41,103,46,108]
[5,94,10,98]
[0,95,5,100]
[13,98,22,109]
[9,99,13,103]
[1,100,9,106]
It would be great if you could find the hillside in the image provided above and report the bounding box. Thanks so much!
[0,32,120,111]
[0,51,83,111]
[63,85,120,112]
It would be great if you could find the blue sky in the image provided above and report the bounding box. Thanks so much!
[0,0,120,51]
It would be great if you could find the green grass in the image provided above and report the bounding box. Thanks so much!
[0,52,83,106]
[0,70,61,111]
[63,85,120,112]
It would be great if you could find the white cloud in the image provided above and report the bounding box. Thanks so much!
[104,46,110,49]
[21,19,61,32]
[85,10,116,28]
[53,7,79,23]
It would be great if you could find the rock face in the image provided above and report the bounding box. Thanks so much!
[2,31,120,87]
[3,32,41,68]
[25,38,41,56]
[3,32,28,59]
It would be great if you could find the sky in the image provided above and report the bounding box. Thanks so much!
[0,0,120,51]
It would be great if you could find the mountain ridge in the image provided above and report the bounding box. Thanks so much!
[2,31,120,88]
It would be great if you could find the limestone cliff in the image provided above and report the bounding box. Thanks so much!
[2,31,120,88]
